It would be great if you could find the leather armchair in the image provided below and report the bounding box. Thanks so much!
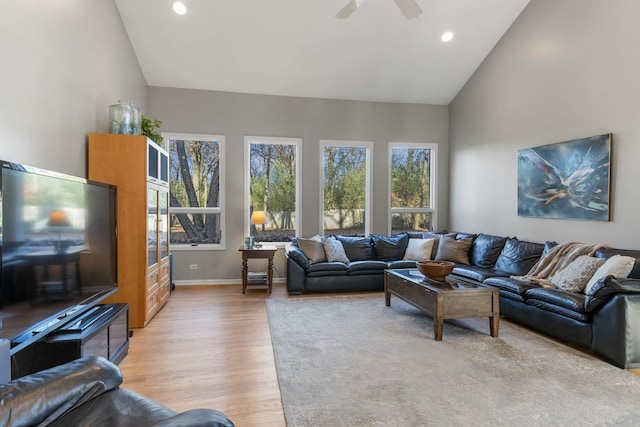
[0,356,234,426]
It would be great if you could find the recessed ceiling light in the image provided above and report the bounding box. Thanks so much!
[172,1,187,15]
[441,31,454,43]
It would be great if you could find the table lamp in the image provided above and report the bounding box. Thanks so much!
[250,210,266,247]
[48,209,70,252]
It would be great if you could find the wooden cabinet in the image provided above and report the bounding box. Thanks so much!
[88,133,170,328]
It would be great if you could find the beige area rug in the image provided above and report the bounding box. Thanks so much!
[266,294,640,426]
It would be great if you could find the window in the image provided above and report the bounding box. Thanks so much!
[389,142,437,234]
[245,136,301,243]
[164,133,224,248]
[320,140,372,236]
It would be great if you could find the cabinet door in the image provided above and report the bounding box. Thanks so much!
[160,151,169,184]
[147,188,158,267]
[159,189,169,261]
[148,143,159,181]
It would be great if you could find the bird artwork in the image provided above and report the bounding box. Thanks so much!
[517,134,611,221]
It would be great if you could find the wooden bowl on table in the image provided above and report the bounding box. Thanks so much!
[416,260,455,282]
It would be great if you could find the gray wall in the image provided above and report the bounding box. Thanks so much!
[449,0,640,249]
[147,88,448,282]
[0,0,146,177]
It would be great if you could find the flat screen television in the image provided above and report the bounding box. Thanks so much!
[0,159,117,355]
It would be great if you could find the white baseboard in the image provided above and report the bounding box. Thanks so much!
[174,278,286,286]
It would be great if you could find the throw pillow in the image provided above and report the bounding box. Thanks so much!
[583,254,635,294]
[335,235,373,261]
[372,233,409,261]
[550,255,604,292]
[435,236,473,265]
[297,236,327,264]
[321,236,350,264]
[494,238,545,276]
[403,238,436,261]
[423,232,458,259]
[469,233,508,268]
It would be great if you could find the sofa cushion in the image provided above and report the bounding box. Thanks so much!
[551,255,604,293]
[494,238,544,276]
[585,254,636,294]
[287,247,310,270]
[583,277,614,313]
[584,276,640,312]
[348,260,388,275]
[307,262,349,277]
[321,237,350,263]
[484,276,540,301]
[335,235,373,261]
[403,238,435,261]
[595,247,640,279]
[455,232,477,241]
[388,260,417,269]
[407,231,424,238]
[372,233,409,261]
[542,240,559,258]
[525,287,592,322]
[525,287,588,313]
[451,266,510,283]
[526,299,591,322]
[297,236,327,264]
[470,234,508,268]
[435,236,473,265]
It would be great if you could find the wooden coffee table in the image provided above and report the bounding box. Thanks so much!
[384,269,499,341]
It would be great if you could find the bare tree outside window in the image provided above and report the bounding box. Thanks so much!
[249,139,298,242]
[167,136,223,245]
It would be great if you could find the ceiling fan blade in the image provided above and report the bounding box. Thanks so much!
[336,0,367,19]
[393,0,422,20]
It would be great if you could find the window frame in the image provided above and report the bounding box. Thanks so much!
[319,140,372,236]
[388,142,438,234]
[244,135,302,245]
[163,132,225,251]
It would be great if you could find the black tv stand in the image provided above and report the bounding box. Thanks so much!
[59,305,114,332]
[12,303,129,379]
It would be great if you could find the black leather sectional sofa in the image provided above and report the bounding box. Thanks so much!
[285,232,640,368]
[0,356,234,426]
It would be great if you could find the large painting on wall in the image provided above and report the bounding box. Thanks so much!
[517,134,611,221]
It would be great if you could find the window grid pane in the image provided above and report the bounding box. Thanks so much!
[249,142,297,242]
[323,145,367,236]
[391,212,432,235]
[170,213,221,244]
[168,137,222,245]
[391,147,431,208]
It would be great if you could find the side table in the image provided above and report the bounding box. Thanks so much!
[238,245,278,294]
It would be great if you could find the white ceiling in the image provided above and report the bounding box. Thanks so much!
[115,0,530,105]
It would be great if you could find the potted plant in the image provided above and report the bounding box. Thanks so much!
[141,115,163,146]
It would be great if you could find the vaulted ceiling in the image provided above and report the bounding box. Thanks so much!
[115,0,530,105]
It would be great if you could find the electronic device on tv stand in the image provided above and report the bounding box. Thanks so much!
[0,159,118,359]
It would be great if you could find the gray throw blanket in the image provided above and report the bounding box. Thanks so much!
[513,242,608,288]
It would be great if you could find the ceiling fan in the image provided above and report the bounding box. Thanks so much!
[336,0,422,20]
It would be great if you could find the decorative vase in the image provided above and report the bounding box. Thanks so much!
[109,100,141,135]
[416,260,455,282]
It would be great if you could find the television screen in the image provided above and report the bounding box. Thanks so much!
[0,160,117,354]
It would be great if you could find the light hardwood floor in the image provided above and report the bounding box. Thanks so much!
[119,284,289,427]
[119,283,640,427]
